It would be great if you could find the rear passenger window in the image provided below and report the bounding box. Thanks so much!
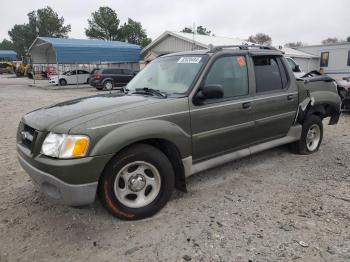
[123,69,133,75]
[253,56,285,93]
[103,69,122,74]
[205,56,249,98]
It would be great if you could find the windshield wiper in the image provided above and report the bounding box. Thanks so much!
[133,87,167,98]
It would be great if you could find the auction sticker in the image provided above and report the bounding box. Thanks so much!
[177,57,202,63]
[236,56,246,67]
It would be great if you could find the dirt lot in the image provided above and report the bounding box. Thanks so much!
[0,76,349,262]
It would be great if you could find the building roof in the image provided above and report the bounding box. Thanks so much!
[0,50,17,60]
[142,31,317,59]
[280,47,318,58]
[297,42,350,48]
[28,37,141,64]
[142,31,250,55]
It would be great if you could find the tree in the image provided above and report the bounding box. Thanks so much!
[27,7,71,38]
[321,37,339,45]
[284,41,306,48]
[248,33,272,46]
[346,36,350,42]
[8,6,70,56]
[181,27,193,33]
[0,39,15,50]
[196,26,211,35]
[181,26,212,35]
[119,18,152,47]
[85,7,120,40]
[8,24,33,56]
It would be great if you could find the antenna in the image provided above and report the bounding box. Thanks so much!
[192,22,196,51]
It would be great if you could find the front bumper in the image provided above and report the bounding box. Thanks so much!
[49,79,58,84]
[18,152,98,206]
[17,143,113,206]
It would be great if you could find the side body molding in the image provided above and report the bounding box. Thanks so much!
[183,125,302,177]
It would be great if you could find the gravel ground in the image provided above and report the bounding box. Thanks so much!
[0,76,349,262]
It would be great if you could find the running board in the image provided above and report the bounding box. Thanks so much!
[183,125,302,177]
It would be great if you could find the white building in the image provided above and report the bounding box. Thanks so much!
[141,31,318,73]
[297,42,350,79]
[280,47,319,73]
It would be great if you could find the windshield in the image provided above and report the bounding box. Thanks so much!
[127,55,206,95]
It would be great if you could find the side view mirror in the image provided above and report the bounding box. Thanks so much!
[194,84,224,104]
[293,65,301,72]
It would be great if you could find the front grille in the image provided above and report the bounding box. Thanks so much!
[20,124,36,150]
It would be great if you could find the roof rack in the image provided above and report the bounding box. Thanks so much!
[208,44,278,52]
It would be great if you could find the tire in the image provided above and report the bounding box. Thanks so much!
[59,78,67,86]
[292,114,323,155]
[98,144,175,220]
[103,80,113,90]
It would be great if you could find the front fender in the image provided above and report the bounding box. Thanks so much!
[90,119,192,158]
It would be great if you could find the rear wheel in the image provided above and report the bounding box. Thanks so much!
[99,144,175,220]
[59,78,67,86]
[293,114,323,154]
[103,80,113,90]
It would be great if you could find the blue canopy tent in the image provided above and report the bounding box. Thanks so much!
[28,37,140,64]
[27,37,141,85]
[0,50,17,61]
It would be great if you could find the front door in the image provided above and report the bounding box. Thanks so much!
[189,54,256,162]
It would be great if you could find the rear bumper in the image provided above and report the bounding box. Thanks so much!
[90,80,103,87]
[18,152,98,206]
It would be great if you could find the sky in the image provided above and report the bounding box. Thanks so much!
[0,0,349,46]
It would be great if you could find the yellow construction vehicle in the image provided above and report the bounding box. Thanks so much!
[0,61,16,74]
[16,56,32,77]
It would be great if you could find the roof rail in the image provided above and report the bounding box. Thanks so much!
[207,44,278,52]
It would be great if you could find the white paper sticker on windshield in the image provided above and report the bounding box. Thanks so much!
[177,57,202,64]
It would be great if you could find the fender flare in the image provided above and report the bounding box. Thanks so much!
[297,91,341,125]
[102,78,114,85]
[90,119,192,158]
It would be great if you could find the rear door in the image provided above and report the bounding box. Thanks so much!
[110,69,123,86]
[190,54,256,161]
[249,55,298,143]
[122,69,135,84]
[78,70,89,83]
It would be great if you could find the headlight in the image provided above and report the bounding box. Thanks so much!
[41,132,90,158]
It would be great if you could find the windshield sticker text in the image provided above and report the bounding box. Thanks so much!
[177,57,202,64]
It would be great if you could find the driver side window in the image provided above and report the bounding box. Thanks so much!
[205,56,249,98]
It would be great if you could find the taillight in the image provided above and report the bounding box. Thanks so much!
[94,74,101,80]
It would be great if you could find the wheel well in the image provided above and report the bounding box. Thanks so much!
[299,104,338,125]
[110,139,187,192]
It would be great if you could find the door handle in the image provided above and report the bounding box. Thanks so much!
[287,94,294,101]
[242,102,251,109]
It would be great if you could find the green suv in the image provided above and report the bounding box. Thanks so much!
[17,45,341,220]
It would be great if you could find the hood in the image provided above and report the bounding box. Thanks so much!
[22,93,162,131]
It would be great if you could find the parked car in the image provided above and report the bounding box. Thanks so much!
[89,68,135,90]
[285,57,305,78]
[337,76,350,110]
[17,45,341,220]
[49,70,90,86]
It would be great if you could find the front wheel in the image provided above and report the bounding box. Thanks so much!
[59,78,67,86]
[292,115,323,154]
[98,144,175,220]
